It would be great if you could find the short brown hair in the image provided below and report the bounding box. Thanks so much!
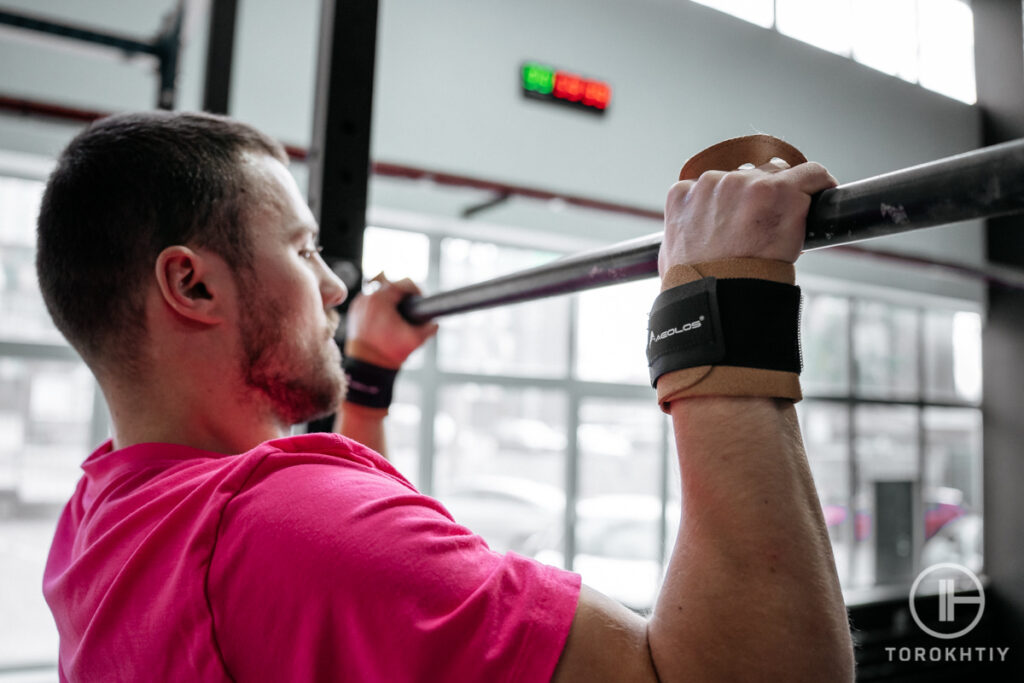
[36,110,287,371]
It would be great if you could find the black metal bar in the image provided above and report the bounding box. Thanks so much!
[307,0,379,294]
[400,138,1024,323]
[202,0,239,114]
[0,9,159,56]
[305,0,379,435]
[153,2,183,110]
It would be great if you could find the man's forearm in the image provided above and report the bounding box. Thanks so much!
[648,397,854,681]
[334,403,388,458]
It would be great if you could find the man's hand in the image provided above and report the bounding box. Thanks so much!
[334,275,437,458]
[344,275,439,369]
[658,159,837,274]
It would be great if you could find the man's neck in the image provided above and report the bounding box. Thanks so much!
[103,373,288,455]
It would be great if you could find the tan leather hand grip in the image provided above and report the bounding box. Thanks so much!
[678,134,807,181]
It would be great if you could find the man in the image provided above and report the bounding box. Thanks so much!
[38,111,854,681]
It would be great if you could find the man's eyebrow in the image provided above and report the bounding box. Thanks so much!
[289,225,320,242]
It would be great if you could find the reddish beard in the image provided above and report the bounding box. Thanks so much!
[239,291,346,426]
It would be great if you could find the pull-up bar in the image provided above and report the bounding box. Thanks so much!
[399,138,1024,323]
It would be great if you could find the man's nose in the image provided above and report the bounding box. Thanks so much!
[318,256,349,308]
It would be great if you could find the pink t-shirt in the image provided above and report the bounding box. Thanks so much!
[43,433,581,682]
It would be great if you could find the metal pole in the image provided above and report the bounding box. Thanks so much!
[0,9,160,56]
[202,0,239,114]
[153,2,184,110]
[400,138,1024,323]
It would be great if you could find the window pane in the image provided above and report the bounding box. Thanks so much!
[362,226,430,285]
[385,379,421,489]
[433,384,566,558]
[570,398,666,613]
[918,0,976,104]
[924,310,982,404]
[0,176,64,345]
[921,407,982,573]
[802,293,850,395]
[853,301,919,400]
[851,0,918,81]
[777,0,854,56]
[0,358,97,504]
[690,0,774,28]
[798,400,851,586]
[0,356,99,670]
[576,278,659,384]
[851,405,919,588]
[438,239,568,377]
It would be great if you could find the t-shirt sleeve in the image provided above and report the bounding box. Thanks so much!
[207,455,581,683]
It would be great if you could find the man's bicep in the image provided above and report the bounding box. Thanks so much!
[551,584,660,683]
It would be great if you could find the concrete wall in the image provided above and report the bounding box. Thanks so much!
[0,0,985,299]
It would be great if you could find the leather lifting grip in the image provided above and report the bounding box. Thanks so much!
[679,134,807,180]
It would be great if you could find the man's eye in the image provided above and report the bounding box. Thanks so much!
[300,246,324,259]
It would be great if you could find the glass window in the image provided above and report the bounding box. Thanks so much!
[433,384,566,557]
[570,398,667,613]
[777,0,854,56]
[924,310,982,404]
[851,405,919,588]
[362,226,430,285]
[0,356,99,672]
[850,0,919,81]
[385,379,421,489]
[798,400,851,583]
[853,301,919,400]
[0,358,96,505]
[918,0,976,104]
[921,407,982,572]
[437,238,568,377]
[0,176,64,345]
[690,0,775,28]
[802,293,850,395]
[576,278,660,385]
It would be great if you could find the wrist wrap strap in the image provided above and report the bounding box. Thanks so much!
[343,357,398,409]
[648,277,801,385]
[653,259,803,411]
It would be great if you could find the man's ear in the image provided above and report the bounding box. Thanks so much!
[154,246,229,325]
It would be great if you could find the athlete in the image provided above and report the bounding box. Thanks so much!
[38,111,853,681]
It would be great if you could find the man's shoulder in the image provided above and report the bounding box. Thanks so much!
[251,431,411,484]
[225,431,423,522]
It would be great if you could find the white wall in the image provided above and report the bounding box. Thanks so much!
[0,0,986,299]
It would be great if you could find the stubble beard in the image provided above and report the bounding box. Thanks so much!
[239,291,346,426]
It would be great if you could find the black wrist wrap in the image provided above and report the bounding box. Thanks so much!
[343,358,398,409]
[646,277,802,387]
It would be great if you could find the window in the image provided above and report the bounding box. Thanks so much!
[364,225,985,607]
[690,0,977,104]
[800,290,983,591]
[437,238,569,377]
[0,171,108,674]
[576,278,659,385]
[691,0,774,28]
